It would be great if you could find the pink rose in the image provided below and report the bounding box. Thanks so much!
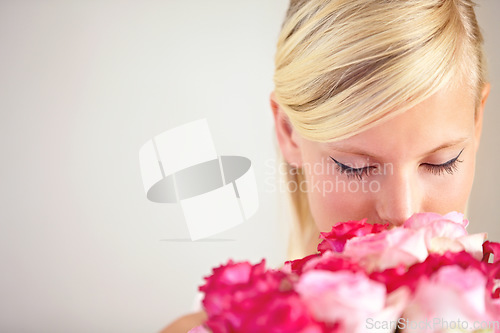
[443,211,470,227]
[317,219,389,254]
[296,270,406,332]
[342,228,428,272]
[233,290,331,333]
[200,260,330,332]
[403,211,468,229]
[285,251,362,276]
[200,260,267,317]
[197,213,500,333]
[283,253,321,275]
[402,265,498,331]
[200,260,287,331]
[302,251,363,273]
[404,212,486,259]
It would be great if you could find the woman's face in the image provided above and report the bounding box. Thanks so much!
[272,82,490,231]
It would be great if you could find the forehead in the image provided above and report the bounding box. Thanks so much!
[323,84,476,160]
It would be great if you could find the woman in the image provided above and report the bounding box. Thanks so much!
[162,0,490,331]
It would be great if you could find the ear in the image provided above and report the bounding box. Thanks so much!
[270,92,303,168]
[474,83,490,152]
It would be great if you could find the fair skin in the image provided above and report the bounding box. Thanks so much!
[272,81,490,253]
[162,81,490,332]
[160,311,206,333]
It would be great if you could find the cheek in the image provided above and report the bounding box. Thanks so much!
[303,170,377,232]
[424,152,476,213]
[299,147,380,231]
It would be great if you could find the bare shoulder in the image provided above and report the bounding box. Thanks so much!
[159,311,207,333]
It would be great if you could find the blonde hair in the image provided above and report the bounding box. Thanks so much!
[273,0,488,259]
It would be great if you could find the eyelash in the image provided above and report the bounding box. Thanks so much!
[329,156,374,181]
[329,148,465,181]
[422,148,464,176]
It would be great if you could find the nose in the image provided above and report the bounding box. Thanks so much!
[376,169,420,227]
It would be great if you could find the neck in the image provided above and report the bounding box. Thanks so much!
[305,231,321,256]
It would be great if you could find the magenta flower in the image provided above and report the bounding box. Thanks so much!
[317,219,389,254]
[196,213,500,333]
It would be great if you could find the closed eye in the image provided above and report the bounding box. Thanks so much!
[329,156,375,181]
[422,148,464,175]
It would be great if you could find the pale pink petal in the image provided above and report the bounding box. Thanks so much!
[403,266,492,329]
[424,220,468,240]
[296,270,386,329]
[403,212,444,229]
[429,237,465,254]
[343,228,428,271]
[389,228,428,262]
[404,212,468,231]
[368,287,410,333]
[456,233,488,260]
[443,211,468,227]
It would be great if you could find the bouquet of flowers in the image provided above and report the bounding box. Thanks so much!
[190,212,500,332]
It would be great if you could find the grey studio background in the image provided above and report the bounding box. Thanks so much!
[0,1,498,332]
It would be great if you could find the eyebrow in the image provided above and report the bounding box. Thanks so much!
[422,137,470,155]
[326,137,470,160]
